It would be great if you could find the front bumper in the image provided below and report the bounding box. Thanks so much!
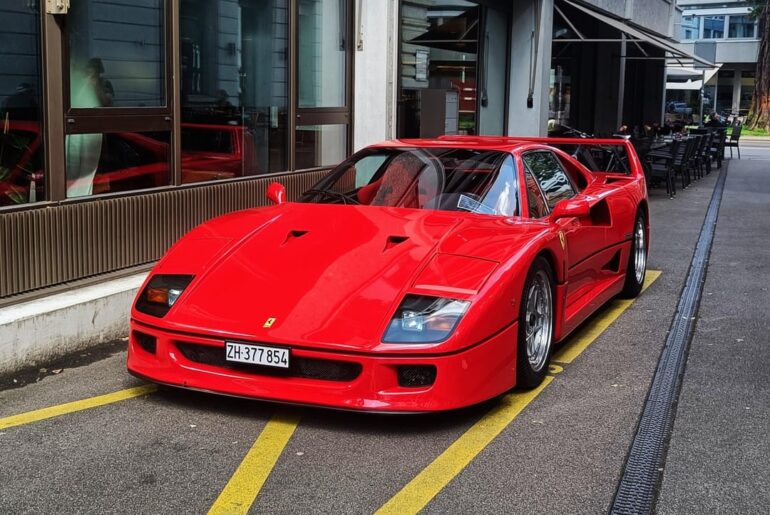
[126,320,519,412]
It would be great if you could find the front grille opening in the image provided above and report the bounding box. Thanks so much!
[133,331,157,354]
[397,365,437,387]
[175,342,362,382]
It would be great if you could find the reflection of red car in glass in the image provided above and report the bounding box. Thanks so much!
[180,123,256,182]
[0,122,256,206]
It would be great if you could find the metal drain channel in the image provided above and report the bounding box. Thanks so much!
[610,167,728,515]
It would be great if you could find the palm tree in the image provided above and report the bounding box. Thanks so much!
[746,0,770,129]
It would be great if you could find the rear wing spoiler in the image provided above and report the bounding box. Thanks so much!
[437,136,644,178]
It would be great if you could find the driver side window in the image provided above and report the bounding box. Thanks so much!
[522,151,576,210]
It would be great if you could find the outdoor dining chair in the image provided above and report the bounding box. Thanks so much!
[646,139,680,199]
[710,129,727,169]
[726,124,742,159]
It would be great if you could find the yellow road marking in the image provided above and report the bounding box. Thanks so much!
[208,412,301,515]
[0,384,157,430]
[553,270,661,364]
[376,377,553,515]
[377,271,660,514]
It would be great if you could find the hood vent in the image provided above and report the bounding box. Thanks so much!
[283,230,309,245]
[384,235,409,251]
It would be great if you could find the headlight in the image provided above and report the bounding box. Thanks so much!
[135,274,194,317]
[383,295,470,343]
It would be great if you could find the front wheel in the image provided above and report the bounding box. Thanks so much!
[620,211,647,298]
[516,257,555,389]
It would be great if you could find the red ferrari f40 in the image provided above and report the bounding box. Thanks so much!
[127,136,649,412]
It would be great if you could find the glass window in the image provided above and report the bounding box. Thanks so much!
[717,83,734,113]
[1,1,44,207]
[296,124,347,169]
[65,131,170,198]
[728,15,756,39]
[298,0,348,108]
[69,0,166,108]
[703,16,725,39]
[525,171,548,219]
[303,147,514,215]
[740,85,754,111]
[180,0,289,178]
[522,151,575,210]
[398,0,479,138]
[477,155,517,216]
[682,16,701,40]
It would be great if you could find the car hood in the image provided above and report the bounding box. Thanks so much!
[160,204,468,351]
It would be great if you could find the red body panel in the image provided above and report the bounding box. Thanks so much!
[127,136,649,412]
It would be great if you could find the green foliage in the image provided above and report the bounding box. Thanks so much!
[749,0,768,20]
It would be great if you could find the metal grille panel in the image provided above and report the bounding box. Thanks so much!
[0,169,329,298]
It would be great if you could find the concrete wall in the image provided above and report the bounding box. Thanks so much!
[508,0,554,136]
[680,40,760,65]
[353,0,398,150]
[583,0,677,37]
[0,275,146,377]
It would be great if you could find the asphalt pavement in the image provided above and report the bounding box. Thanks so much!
[0,154,765,514]
[656,148,770,513]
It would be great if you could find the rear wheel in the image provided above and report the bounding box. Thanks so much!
[620,211,647,298]
[516,257,555,389]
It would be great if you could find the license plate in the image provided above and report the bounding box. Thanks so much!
[225,342,290,369]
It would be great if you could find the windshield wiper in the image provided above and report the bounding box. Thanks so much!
[304,188,361,205]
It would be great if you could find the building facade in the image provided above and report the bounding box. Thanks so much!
[673,0,761,119]
[1,0,684,306]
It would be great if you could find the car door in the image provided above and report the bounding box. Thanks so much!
[521,150,607,318]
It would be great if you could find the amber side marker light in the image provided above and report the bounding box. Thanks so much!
[136,275,194,318]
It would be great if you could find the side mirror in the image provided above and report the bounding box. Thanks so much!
[551,198,590,220]
[267,182,286,205]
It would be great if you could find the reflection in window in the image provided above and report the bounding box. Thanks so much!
[304,147,515,216]
[681,16,700,40]
[68,0,165,107]
[65,131,170,198]
[703,16,725,39]
[525,172,548,219]
[296,124,347,169]
[523,152,575,210]
[180,0,289,178]
[298,0,348,108]
[399,0,478,138]
[0,1,44,206]
[728,16,756,39]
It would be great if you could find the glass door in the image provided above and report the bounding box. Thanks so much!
[294,0,352,169]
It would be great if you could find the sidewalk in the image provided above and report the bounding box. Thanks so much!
[657,153,770,512]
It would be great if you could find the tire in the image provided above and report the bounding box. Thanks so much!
[620,211,647,298]
[516,257,555,389]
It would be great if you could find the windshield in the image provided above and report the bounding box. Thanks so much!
[301,147,518,216]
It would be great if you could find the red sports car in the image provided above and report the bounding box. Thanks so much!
[127,136,649,412]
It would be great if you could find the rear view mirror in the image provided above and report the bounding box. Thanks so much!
[551,199,589,220]
[267,182,287,205]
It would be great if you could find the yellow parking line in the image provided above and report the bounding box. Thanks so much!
[376,378,552,515]
[377,271,661,514]
[0,384,157,430]
[553,270,661,364]
[208,412,301,515]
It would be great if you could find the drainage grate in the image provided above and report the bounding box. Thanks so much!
[610,167,728,515]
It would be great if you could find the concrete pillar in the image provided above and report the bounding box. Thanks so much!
[353,0,398,151]
[507,0,554,136]
[732,72,741,115]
